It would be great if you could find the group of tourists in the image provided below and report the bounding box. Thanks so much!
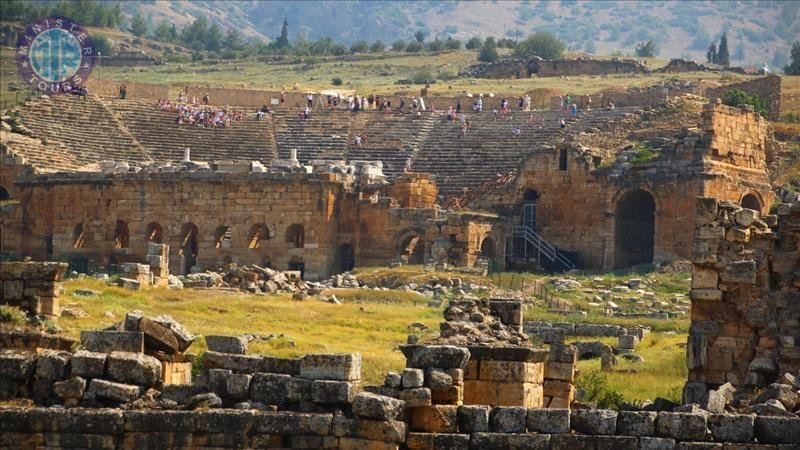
[156,99,243,128]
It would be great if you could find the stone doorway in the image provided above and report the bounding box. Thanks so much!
[614,190,655,268]
[399,234,425,264]
[480,237,496,259]
[741,193,762,211]
[338,243,355,273]
[179,223,199,275]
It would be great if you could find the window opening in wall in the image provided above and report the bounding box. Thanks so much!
[285,224,305,248]
[145,222,163,243]
[72,223,85,248]
[114,220,130,249]
[741,193,761,211]
[558,149,568,171]
[0,186,9,201]
[214,225,232,249]
[249,224,270,249]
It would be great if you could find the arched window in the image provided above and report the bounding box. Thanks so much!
[72,223,85,248]
[248,224,270,249]
[114,220,130,249]
[214,225,232,249]
[480,237,496,259]
[179,223,199,275]
[0,186,9,201]
[144,222,163,243]
[285,224,305,248]
[399,233,425,264]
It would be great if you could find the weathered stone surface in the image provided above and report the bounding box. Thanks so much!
[527,407,570,434]
[570,409,617,435]
[404,345,471,369]
[106,351,162,386]
[150,315,196,351]
[707,414,753,443]
[249,373,291,405]
[384,372,401,388]
[0,350,36,380]
[254,411,333,435]
[426,368,454,389]
[399,387,432,407]
[195,409,255,433]
[754,416,800,444]
[35,350,70,381]
[457,405,490,432]
[185,392,223,409]
[333,417,406,443]
[550,434,597,450]
[203,351,263,373]
[205,335,248,355]
[160,384,206,405]
[80,330,144,353]
[123,410,196,432]
[657,412,708,441]
[409,405,458,433]
[300,353,361,381]
[311,379,358,403]
[260,356,300,375]
[753,383,798,410]
[638,436,677,450]
[86,378,140,403]
[53,376,86,400]
[70,350,107,378]
[286,376,312,401]
[492,406,527,433]
[352,392,405,420]
[138,317,180,353]
[616,411,657,436]
[226,373,252,400]
[402,368,425,388]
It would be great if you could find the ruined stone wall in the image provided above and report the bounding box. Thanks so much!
[686,199,800,395]
[86,79,169,99]
[535,58,647,77]
[0,261,67,316]
[390,173,438,209]
[705,75,781,120]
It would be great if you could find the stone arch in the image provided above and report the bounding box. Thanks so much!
[248,223,270,249]
[480,236,496,259]
[145,222,163,243]
[398,229,426,264]
[0,186,9,201]
[614,189,656,268]
[285,224,305,248]
[72,223,85,248]
[213,225,232,249]
[114,220,130,249]
[740,192,762,212]
[338,243,355,272]
[179,223,199,274]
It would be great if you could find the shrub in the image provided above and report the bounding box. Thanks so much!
[370,40,385,53]
[575,371,627,410]
[635,39,656,57]
[0,305,27,327]
[406,41,424,53]
[411,71,434,83]
[722,89,767,117]
[514,32,565,60]
[465,37,483,50]
[630,144,657,165]
[331,77,343,86]
[478,37,499,62]
[781,112,800,123]
[391,39,406,51]
[350,40,369,53]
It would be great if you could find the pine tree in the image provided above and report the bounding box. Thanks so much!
[785,41,800,75]
[130,13,148,37]
[275,17,290,49]
[717,33,730,67]
[706,41,717,64]
[478,37,499,62]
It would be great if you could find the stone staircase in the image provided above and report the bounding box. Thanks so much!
[12,95,152,167]
[272,110,351,162]
[102,98,277,164]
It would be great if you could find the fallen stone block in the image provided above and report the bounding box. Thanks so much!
[186,392,222,409]
[353,392,405,420]
[106,351,162,386]
[34,350,70,381]
[138,317,179,354]
[385,372,401,388]
[403,345,470,369]
[70,350,107,379]
[205,335,248,355]
[53,377,86,400]
[86,378,140,404]
[300,353,361,381]
[398,387,432,407]
[151,315,196,351]
[311,379,359,403]
[81,330,144,353]
[203,351,263,373]
[160,384,207,405]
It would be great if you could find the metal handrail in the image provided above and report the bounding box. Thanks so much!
[513,225,574,271]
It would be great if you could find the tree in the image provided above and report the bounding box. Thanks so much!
[391,39,406,51]
[406,41,424,53]
[465,37,483,50]
[275,17,290,50]
[153,20,172,41]
[181,16,209,48]
[370,40,385,53]
[427,38,445,52]
[168,23,178,41]
[224,28,244,52]
[717,33,730,67]
[478,37,499,62]
[635,39,656,57]
[93,34,114,57]
[722,89,766,117]
[706,41,717,64]
[350,40,369,53]
[206,23,223,52]
[130,13,148,37]
[734,42,745,62]
[445,37,462,51]
[513,32,565,60]
[414,30,426,43]
[785,41,800,75]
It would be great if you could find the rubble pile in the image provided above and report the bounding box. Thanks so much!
[424,300,530,347]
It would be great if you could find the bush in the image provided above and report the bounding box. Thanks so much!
[350,40,369,53]
[465,37,483,50]
[370,40,385,53]
[391,39,406,51]
[445,37,462,50]
[0,305,27,327]
[411,71,434,83]
[575,371,627,410]
[722,89,767,117]
[478,38,499,62]
[630,143,657,165]
[406,41,424,53]
[331,77,343,86]
[514,32,565,60]
[782,112,800,123]
[635,39,656,57]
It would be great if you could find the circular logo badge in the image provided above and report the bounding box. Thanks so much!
[16,16,95,94]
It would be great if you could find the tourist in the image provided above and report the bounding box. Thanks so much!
[119,84,127,100]
[404,157,412,173]
[361,96,367,111]
[306,93,313,108]
[203,93,210,105]
[586,94,592,111]
[523,94,531,111]
[354,135,362,148]
[399,98,406,111]
[565,94,571,107]
[492,107,499,121]
[304,104,311,119]
[558,95,564,111]
[462,118,471,136]
[518,97,524,110]
[512,126,521,136]
[609,102,615,110]
[476,97,483,113]
[280,91,286,107]
[411,98,418,111]
[527,114,535,126]
[560,117,566,129]
[456,99,462,113]
[571,103,578,117]
[179,91,186,103]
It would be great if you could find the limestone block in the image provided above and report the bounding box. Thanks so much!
[384,372,401,388]
[406,433,470,450]
[402,368,424,388]
[161,361,191,385]
[203,351,262,373]
[352,392,405,421]
[81,331,144,353]
[492,406,527,433]
[249,373,290,405]
[253,412,333,436]
[691,267,719,290]
[570,409,617,435]
[638,437,676,450]
[720,260,756,284]
[35,351,71,381]
[735,208,758,226]
[160,384,206,405]
[616,411,657,436]
[338,437,398,450]
[409,405,458,433]
[86,378,140,403]
[425,369,454,389]
[545,361,575,382]
[338,418,406,443]
[0,350,36,380]
[106,351,162,386]
[138,317,180,353]
[404,345,470,370]
[527,407,569,434]
[226,374,251,400]
[457,405,490,432]
[53,377,86,400]
[656,412,708,441]
[398,387,431,407]
[300,353,361,381]
[689,289,723,301]
[208,368,231,397]
[205,335,248,355]
[431,384,462,405]
[70,350,107,379]
[707,414,753,443]
[618,335,638,350]
[754,416,800,444]
[725,227,750,242]
[311,379,359,403]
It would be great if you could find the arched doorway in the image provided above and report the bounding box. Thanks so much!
[114,220,130,249]
[338,243,355,272]
[0,186,9,201]
[399,233,425,264]
[285,224,305,248]
[72,223,85,248]
[480,237,496,259]
[248,224,270,249]
[145,222,163,243]
[522,189,539,230]
[179,223,199,274]
[741,193,762,212]
[615,190,655,268]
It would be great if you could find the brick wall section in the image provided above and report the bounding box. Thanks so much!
[685,199,800,396]
[0,261,67,316]
[702,100,769,169]
[390,173,438,208]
